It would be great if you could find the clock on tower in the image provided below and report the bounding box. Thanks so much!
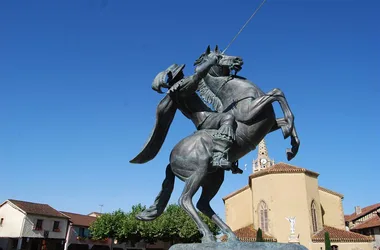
[253,139,274,173]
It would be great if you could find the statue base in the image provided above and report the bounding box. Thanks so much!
[169,241,308,250]
[288,233,300,244]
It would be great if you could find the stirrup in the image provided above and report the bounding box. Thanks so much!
[212,155,232,169]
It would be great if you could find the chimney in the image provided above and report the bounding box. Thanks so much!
[355,206,362,215]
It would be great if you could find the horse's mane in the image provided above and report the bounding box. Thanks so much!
[194,52,224,112]
[197,79,223,113]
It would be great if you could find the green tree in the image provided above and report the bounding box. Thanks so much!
[89,209,126,241]
[324,231,331,250]
[89,203,220,245]
[89,204,152,246]
[152,204,219,243]
[256,228,264,242]
[123,204,147,246]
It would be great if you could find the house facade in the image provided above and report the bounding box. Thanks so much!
[60,211,171,250]
[345,203,380,249]
[0,200,171,250]
[222,139,375,250]
[60,211,111,250]
[0,199,69,250]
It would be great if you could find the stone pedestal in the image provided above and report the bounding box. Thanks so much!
[288,233,300,244]
[169,241,308,250]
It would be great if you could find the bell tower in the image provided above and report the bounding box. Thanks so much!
[253,139,274,172]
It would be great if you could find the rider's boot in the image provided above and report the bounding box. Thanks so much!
[212,124,235,170]
[212,137,232,169]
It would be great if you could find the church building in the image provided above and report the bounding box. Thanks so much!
[222,140,374,250]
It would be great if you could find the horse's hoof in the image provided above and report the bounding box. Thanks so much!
[227,235,240,242]
[287,151,295,161]
[286,148,298,161]
[201,235,216,243]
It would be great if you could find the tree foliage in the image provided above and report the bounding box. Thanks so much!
[89,203,220,245]
[89,209,126,241]
[256,228,264,242]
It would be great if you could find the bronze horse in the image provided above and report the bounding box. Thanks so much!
[130,46,300,243]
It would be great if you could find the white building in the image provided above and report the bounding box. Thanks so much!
[0,199,69,250]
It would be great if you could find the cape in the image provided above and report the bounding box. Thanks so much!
[130,94,177,164]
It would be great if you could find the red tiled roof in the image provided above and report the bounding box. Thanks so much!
[7,199,69,219]
[345,203,380,222]
[312,226,373,242]
[61,211,97,227]
[249,162,319,179]
[351,215,380,230]
[220,224,277,242]
[318,186,344,199]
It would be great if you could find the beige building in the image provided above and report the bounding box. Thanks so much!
[222,140,374,250]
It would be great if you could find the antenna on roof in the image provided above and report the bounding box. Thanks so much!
[99,204,104,213]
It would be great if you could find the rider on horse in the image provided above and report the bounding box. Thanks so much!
[152,54,242,173]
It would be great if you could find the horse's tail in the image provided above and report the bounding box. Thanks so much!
[135,164,175,221]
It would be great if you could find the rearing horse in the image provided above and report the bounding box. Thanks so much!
[131,46,300,243]
[196,45,300,162]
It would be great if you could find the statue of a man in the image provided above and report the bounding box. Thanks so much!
[285,217,296,234]
[151,54,240,172]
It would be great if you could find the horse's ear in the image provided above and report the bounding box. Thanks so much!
[206,45,211,54]
[214,45,219,53]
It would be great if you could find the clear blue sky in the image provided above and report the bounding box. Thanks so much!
[1,0,379,220]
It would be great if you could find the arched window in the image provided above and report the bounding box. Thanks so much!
[259,201,268,232]
[311,201,318,232]
[331,245,338,250]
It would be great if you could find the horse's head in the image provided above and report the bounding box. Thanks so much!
[194,45,244,77]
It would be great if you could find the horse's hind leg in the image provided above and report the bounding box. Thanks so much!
[178,167,215,243]
[196,169,239,242]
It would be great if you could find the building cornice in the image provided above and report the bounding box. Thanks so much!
[222,185,250,202]
[249,162,319,180]
[318,186,344,199]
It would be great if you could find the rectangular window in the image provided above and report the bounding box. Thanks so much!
[79,227,85,237]
[53,221,60,232]
[35,219,43,230]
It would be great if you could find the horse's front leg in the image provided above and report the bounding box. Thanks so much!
[286,126,300,160]
[234,88,294,138]
[267,88,294,138]
[270,118,300,160]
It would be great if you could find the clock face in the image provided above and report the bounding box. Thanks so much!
[260,158,267,165]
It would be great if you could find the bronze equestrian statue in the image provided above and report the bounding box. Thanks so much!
[133,51,241,173]
[130,45,300,243]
